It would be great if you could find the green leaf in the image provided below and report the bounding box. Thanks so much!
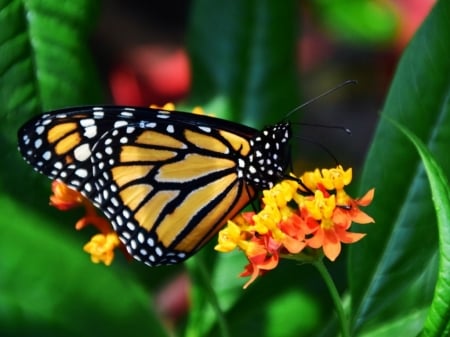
[387,118,450,336]
[0,0,102,122]
[0,0,103,200]
[349,0,450,334]
[349,251,436,337]
[0,194,169,337]
[358,308,429,337]
[187,0,300,127]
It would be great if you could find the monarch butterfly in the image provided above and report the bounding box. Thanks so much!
[18,106,291,266]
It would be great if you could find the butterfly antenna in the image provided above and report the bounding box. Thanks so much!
[285,80,357,119]
[295,122,352,135]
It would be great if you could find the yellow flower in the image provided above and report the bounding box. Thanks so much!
[320,166,352,190]
[215,220,243,252]
[303,190,336,221]
[84,233,121,266]
[300,165,351,192]
[216,166,375,287]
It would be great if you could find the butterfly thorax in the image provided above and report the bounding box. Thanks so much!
[239,122,291,190]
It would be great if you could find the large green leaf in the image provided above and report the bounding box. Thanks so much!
[0,0,102,124]
[0,0,103,199]
[388,118,450,336]
[187,0,300,127]
[0,1,170,336]
[349,0,449,334]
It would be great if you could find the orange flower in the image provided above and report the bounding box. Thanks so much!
[241,235,281,289]
[302,191,374,261]
[49,181,123,265]
[278,214,308,254]
[49,180,85,210]
[216,166,375,288]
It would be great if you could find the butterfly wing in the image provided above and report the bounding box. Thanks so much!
[18,106,258,265]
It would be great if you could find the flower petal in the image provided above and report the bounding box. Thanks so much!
[357,188,375,207]
[322,230,341,261]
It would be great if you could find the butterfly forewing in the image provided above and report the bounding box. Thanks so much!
[18,106,280,265]
[18,108,121,197]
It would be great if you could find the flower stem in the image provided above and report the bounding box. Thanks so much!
[312,260,350,337]
[186,256,230,337]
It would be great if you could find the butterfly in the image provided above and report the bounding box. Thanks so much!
[18,106,291,266]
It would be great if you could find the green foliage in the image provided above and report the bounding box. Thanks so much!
[187,0,299,127]
[1,0,449,336]
[349,0,450,335]
[388,117,450,336]
[311,0,398,45]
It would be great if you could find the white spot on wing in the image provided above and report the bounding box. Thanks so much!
[145,122,157,128]
[93,110,104,118]
[75,168,88,178]
[199,126,211,133]
[111,197,119,207]
[34,139,42,149]
[114,120,128,128]
[36,126,45,135]
[43,151,51,161]
[80,118,95,127]
[137,233,145,243]
[85,183,92,192]
[120,111,133,117]
[84,125,97,138]
[74,144,91,161]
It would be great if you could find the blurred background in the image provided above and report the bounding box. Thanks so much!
[87,0,434,330]
[90,0,434,171]
[0,0,437,336]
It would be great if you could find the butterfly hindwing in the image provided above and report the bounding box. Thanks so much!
[89,111,257,264]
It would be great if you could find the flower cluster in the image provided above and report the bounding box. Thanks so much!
[49,180,122,265]
[46,103,374,276]
[215,166,374,288]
